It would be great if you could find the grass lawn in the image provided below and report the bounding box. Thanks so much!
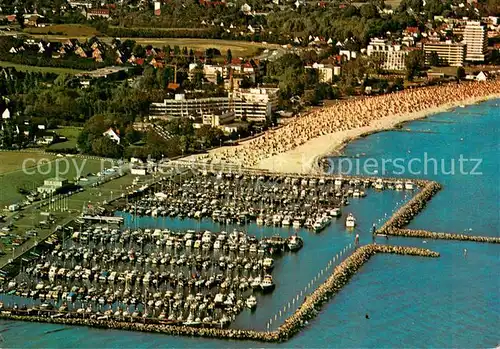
[0,157,110,208]
[0,61,84,75]
[26,30,273,58]
[24,24,100,37]
[127,38,272,57]
[66,174,138,211]
[0,152,55,175]
[47,127,82,151]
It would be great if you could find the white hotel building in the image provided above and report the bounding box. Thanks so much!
[150,88,279,122]
[463,21,488,62]
[367,38,409,71]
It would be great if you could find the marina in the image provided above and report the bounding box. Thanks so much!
[1,223,307,328]
[0,244,439,343]
[0,169,424,339]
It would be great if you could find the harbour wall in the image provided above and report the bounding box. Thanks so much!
[378,180,499,243]
[0,245,439,343]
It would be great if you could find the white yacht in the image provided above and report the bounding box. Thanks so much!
[395,180,404,190]
[287,235,304,251]
[405,181,414,190]
[374,178,384,190]
[345,213,356,228]
[251,276,262,289]
[261,274,275,293]
[335,177,343,187]
[282,216,292,226]
[263,257,274,270]
[329,208,341,217]
[256,216,264,225]
[246,295,257,309]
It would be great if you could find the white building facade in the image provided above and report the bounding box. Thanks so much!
[150,88,278,122]
[464,21,488,62]
[367,38,408,71]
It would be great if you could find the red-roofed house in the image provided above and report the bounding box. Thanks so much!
[86,9,110,20]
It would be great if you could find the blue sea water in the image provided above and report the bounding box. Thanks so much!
[1,100,499,348]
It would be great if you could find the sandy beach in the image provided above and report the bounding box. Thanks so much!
[256,93,500,173]
[188,81,500,174]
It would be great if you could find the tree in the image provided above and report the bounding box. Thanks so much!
[16,13,24,29]
[405,51,425,81]
[456,67,466,80]
[360,4,378,19]
[226,49,232,64]
[428,51,440,67]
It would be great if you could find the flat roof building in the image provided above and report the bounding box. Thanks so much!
[367,38,409,71]
[37,178,69,195]
[464,21,488,62]
[150,88,278,122]
[423,41,466,66]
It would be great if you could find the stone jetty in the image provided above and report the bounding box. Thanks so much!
[0,244,438,343]
[378,180,499,243]
[275,244,439,341]
[386,229,500,244]
[380,180,442,230]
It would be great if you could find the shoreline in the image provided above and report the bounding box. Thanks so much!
[255,93,500,174]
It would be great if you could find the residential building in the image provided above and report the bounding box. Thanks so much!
[150,94,230,119]
[188,64,223,83]
[202,111,235,127]
[366,38,408,71]
[423,41,465,66]
[2,108,10,119]
[305,63,334,83]
[154,1,161,15]
[150,88,278,122]
[464,21,488,62]
[230,88,279,122]
[103,128,120,144]
[37,178,69,195]
[86,8,110,19]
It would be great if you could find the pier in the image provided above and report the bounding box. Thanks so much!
[80,216,124,224]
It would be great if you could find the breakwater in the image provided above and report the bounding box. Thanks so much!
[378,180,499,243]
[0,244,438,342]
[380,180,442,230]
[386,229,500,244]
[275,244,439,341]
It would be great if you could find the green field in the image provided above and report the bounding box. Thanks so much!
[0,157,109,208]
[24,24,100,37]
[0,152,55,175]
[0,61,84,75]
[47,127,82,151]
